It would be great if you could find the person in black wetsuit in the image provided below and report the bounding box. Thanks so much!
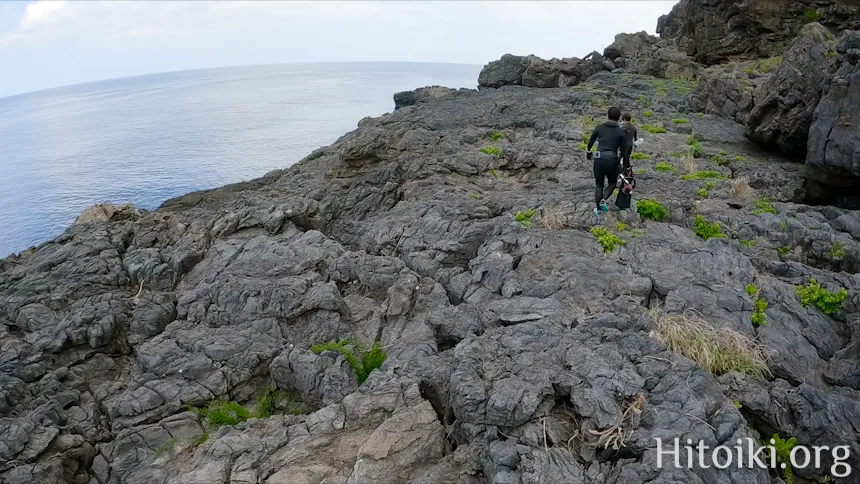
[621,111,638,173]
[586,107,628,216]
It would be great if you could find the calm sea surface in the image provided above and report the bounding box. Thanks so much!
[0,62,480,256]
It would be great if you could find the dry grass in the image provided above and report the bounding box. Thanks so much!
[731,176,750,199]
[540,210,567,230]
[681,153,697,174]
[649,308,771,380]
[588,393,646,450]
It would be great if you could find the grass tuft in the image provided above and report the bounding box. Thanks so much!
[654,162,675,172]
[829,241,846,260]
[490,131,505,141]
[802,7,821,24]
[310,339,387,383]
[673,118,690,124]
[650,309,771,380]
[631,152,650,160]
[731,177,750,199]
[479,146,500,156]
[541,210,566,230]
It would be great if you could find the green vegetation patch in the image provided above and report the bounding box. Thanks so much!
[311,339,387,383]
[693,214,726,240]
[637,199,668,221]
[796,278,848,315]
[802,8,821,24]
[479,146,500,156]
[829,241,846,260]
[752,197,777,215]
[515,209,536,228]
[631,152,651,160]
[680,171,727,181]
[641,124,667,134]
[746,284,768,327]
[654,162,675,172]
[490,131,505,141]
[590,227,625,253]
[673,118,690,124]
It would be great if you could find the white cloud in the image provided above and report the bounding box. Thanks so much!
[0,1,677,97]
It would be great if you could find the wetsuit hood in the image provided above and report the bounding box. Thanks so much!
[603,120,620,127]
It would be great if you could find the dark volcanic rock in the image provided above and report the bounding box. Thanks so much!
[393,86,467,110]
[806,30,860,208]
[746,22,835,158]
[2,29,860,484]
[477,53,613,89]
[658,0,860,64]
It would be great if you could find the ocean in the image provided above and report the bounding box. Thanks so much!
[0,62,480,257]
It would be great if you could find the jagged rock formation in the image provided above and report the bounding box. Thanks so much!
[393,86,467,110]
[745,22,836,158]
[4,6,860,484]
[3,62,860,483]
[657,0,860,64]
[806,30,860,208]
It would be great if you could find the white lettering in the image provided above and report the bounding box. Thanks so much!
[832,446,851,478]
[712,445,732,469]
[655,438,680,469]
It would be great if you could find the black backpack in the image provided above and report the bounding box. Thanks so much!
[615,169,636,209]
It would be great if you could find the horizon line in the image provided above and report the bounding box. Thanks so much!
[0,60,484,102]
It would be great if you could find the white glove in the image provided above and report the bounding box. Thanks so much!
[634,139,643,148]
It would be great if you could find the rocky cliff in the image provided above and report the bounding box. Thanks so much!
[3,7,860,484]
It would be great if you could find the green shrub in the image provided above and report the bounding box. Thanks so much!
[668,151,682,158]
[752,197,777,215]
[697,188,708,198]
[829,241,846,259]
[636,94,651,107]
[515,209,536,228]
[616,221,627,232]
[480,146,500,156]
[654,162,675,172]
[488,168,499,179]
[590,227,625,253]
[735,155,745,161]
[796,278,848,315]
[689,141,704,158]
[631,152,650,160]
[644,109,654,117]
[680,171,727,181]
[693,215,726,240]
[673,118,690,124]
[711,155,728,166]
[197,400,250,427]
[733,400,743,409]
[826,49,837,59]
[739,239,759,248]
[777,245,791,257]
[697,112,704,117]
[311,339,388,383]
[630,228,646,237]
[719,150,728,156]
[802,8,821,24]
[490,131,505,141]
[577,142,589,151]
[641,124,667,134]
[756,56,783,74]
[637,199,668,221]
[254,387,312,418]
[780,220,788,231]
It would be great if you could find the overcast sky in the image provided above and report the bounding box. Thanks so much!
[0,1,677,99]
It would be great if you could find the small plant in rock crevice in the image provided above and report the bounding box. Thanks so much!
[631,152,650,160]
[693,215,726,240]
[643,109,654,117]
[479,146,500,156]
[489,131,505,141]
[763,433,797,483]
[590,227,625,253]
[746,283,768,327]
[641,124,667,134]
[829,241,846,260]
[739,239,759,248]
[681,171,727,181]
[311,339,387,383]
[515,209,536,228]
[654,161,675,172]
[777,245,791,258]
[802,7,821,24]
[637,199,668,221]
[673,118,690,124]
[753,197,777,215]
[796,278,848,315]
